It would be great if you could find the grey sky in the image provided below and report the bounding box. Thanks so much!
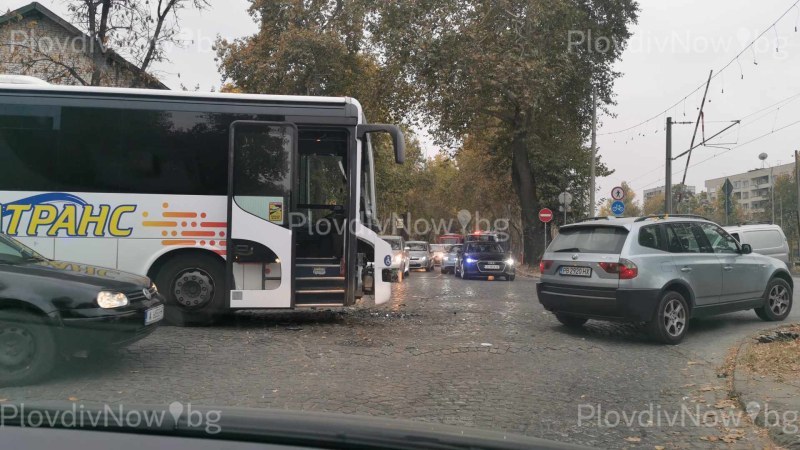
[9,0,800,206]
[597,0,800,205]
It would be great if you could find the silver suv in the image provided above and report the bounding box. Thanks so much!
[537,215,794,344]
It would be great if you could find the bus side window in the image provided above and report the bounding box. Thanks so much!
[0,104,61,191]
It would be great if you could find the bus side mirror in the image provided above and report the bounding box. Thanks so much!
[357,124,405,164]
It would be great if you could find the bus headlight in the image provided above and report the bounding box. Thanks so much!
[97,291,129,308]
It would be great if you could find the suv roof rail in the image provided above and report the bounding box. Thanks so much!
[634,214,710,223]
[577,216,616,223]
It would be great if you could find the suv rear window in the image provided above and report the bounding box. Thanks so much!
[549,226,628,254]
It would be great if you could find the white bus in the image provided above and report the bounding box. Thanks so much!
[0,77,404,325]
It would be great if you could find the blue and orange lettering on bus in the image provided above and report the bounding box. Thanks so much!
[0,193,136,237]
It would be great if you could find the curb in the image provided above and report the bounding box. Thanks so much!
[731,325,800,448]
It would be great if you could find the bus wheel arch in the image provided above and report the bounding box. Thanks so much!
[147,248,227,327]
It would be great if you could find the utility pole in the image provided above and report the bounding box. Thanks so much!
[590,88,597,217]
[665,117,672,214]
[795,150,800,261]
[771,164,775,224]
[677,70,714,209]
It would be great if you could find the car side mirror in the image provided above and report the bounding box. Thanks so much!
[741,244,752,254]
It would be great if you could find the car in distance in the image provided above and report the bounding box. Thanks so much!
[436,233,464,246]
[464,231,499,244]
[724,223,791,266]
[430,244,448,266]
[441,244,462,274]
[0,233,164,385]
[455,241,515,281]
[406,241,434,271]
[380,235,410,280]
[537,215,793,344]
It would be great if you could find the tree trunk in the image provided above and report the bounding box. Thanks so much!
[510,128,542,266]
[90,0,112,86]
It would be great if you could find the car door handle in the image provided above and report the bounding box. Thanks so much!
[723,266,733,271]
[680,267,692,273]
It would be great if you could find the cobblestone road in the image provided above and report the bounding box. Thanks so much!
[2,270,798,448]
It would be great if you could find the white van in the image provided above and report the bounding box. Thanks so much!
[723,224,790,266]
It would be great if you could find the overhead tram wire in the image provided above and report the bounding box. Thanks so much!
[599,0,800,138]
[634,118,800,192]
[628,89,800,188]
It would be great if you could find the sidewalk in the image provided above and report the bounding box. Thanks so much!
[731,325,800,448]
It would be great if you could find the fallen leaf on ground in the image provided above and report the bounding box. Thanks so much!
[714,400,736,409]
[625,437,641,443]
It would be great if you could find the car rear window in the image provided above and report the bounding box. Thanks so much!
[549,226,628,254]
[742,230,784,249]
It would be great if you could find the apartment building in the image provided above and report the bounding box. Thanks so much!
[643,185,696,201]
[705,162,794,213]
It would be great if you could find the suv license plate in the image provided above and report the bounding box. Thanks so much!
[560,266,592,277]
[144,305,164,325]
[484,264,500,269]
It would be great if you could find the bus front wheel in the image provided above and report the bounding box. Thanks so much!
[156,254,226,326]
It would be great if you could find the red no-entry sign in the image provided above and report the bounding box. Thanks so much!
[538,208,554,223]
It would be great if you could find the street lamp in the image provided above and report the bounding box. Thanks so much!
[758,153,775,224]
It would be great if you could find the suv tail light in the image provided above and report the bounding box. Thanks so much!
[619,259,638,279]
[598,262,619,274]
[598,258,638,280]
[539,260,553,272]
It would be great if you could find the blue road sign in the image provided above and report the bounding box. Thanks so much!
[611,200,625,216]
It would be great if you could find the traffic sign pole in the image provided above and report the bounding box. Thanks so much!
[544,222,547,251]
[538,208,554,252]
